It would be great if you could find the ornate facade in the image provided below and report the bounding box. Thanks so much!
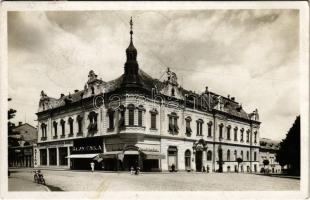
[35,18,261,172]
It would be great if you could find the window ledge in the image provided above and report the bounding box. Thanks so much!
[41,137,47,141]
[107,128,115,132]
[53,136,58,139]
[68,134,74,137]
[60,135,65,138]
[77,132,83,136]
[150,128,158,131]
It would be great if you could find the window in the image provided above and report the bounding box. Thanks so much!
[254,131,257,143]
[108,111,115,129]
[196,119,203,136]
[241,150,244,160]
[246,130,250,142]
[207,121,212,137]
[41,123,47,138]
[185,150,191,169]
[53,121,58,138]
[246,151,249,161]
[254,152,257,161]
[185,117,192,135]
[171,88,175,96]
[227,125,231,140]
[168,112,179,135]
[234,127,238,141]
[207,150,212,161]
[219,124,223,139]
[227,149,230,161]
[150,108,158,129]
[60,119,65,137]
[234,150,237,160]
[88,111,98,134]
[168,146,178,170]
[138,110,143,126]
[128,105,135,126]
[77,115,83,134]
[68,117,74,136]
[240,128,244,142]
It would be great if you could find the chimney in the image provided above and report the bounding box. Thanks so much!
[18,122,22,126]
[227,94,230,99]
[61,93,65,98]
[74,89,79,93]
[205,86,209,94]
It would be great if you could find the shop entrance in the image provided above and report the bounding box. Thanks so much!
[195,151,203,172]
[123,155,139,171]
[71,158,101,170]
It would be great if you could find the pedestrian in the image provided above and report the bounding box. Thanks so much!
[130,166,134,175]
[90,161,95,172]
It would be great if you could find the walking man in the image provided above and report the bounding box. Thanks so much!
[90,161,95,172]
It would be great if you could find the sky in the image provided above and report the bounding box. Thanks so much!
[8,10,300,141]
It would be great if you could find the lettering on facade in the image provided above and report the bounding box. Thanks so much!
[72,145,103,153]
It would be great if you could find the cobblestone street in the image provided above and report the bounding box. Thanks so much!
[8,169,300,191]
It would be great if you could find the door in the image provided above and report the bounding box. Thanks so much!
[195,151,203,172]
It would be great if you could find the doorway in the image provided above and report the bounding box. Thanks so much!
[123,155,139,171]
[195,151,203,172]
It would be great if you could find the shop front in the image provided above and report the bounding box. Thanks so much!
[67,137,103,170]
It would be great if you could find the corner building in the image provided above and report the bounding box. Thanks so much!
[35,19,261,172]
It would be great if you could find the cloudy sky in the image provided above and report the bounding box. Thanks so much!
[8,10,299,140]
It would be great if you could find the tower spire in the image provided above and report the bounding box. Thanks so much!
[130,16,133,43]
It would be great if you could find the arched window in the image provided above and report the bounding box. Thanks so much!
[219,123,224,139]
[196,119,204,136]
[185,116,192,135]
[241,150,244,160]
[150,108,158,129]
[246,129,250,142]
[137,105,145,127]
[254,152,257,161]
[226,125,231,140]
[234,150,237,161]
[77,115,83,135]
[240,128,244,142]
[227,149,230,161]
[53,121,58,138]
[246,151,249,161]
[60,119,65,137]
[88,111,98,133]
[41,123,47,138]
[168,112,179,135]
[234,127,238,141]
[254,131,257,143]
[207,150,212,161]
[207,121,212,137]
[128,104,135,126]
[185,150,191,169]
[68,117,74,136]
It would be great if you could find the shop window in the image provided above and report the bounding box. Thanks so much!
[207,121,212,137]
[168,112,179,135]
[207,150,212,161]
[227,149,230,161]
[226,125,231,140]
[49,148,57,166]
[40,149,47,165]
[77,115,83,135]
[196,119,203,136]
[234,127,238,141]
[53,121,58,138]
[60,119,65,137]
[59,147,68,166]
[68,117,74,136]
[185,150,191,169]
[88,111,98,134]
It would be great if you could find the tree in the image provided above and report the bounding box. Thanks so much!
[236,157,243,173]
[276,115,300,175]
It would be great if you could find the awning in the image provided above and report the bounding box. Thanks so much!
[124,150,139,155]
[66,153,98,159]
[98,151,122,159]
[142,151,166,159]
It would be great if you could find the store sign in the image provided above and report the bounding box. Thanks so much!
[72,137,103,154]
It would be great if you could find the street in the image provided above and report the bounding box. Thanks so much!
[8,168,300,192]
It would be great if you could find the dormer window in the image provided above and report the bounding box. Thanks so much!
[171,88,175,96]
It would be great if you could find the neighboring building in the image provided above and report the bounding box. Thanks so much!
[8,122,37,167]
[35,18,261,172]
[259,138,283,173]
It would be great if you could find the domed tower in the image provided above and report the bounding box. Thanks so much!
[121,17,142,88]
